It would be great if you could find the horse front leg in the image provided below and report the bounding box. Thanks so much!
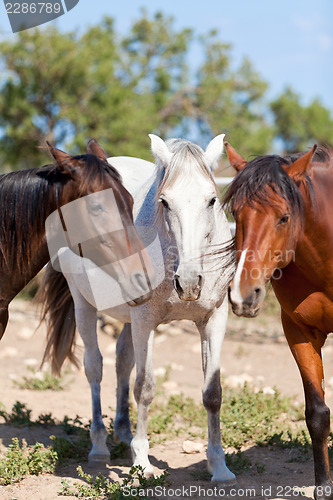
[114,322,134,444]
[130,315,155,477]
[196,297,236,485]
[72,293,109,463]
[282,311,333,500]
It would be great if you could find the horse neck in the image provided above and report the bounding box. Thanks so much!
[294,169,333,277]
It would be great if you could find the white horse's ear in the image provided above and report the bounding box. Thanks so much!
[204,134,225,170]
[149,134,173,167]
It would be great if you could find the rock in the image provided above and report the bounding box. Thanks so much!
[23,358,38,367]
[182,440,204,454]
[155,334,167,345]
[171,362,184,372]
[103,357,115,366]
[327,376,333,389]
[191,342,201,354]
[0,346,18,358]
[224,373,253,388]
[17,327,34,340]
[106,342,116,354]
[154,367,166,378]
[262,386,275,395]
[162,381,178,391]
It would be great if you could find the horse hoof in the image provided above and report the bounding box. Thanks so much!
[88,453,110,464]
[211,476,237,487]
[113,430,133,446]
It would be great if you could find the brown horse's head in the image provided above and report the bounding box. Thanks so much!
[43,140,154,307]
[224,143,317,317]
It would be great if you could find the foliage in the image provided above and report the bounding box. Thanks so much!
[270,87,333,153]
[0,438,57,485]
[13,367,65,391]
[220,383,304,450]
[50,432,90,464]
[1,11,331,171]
[59,464,169,499]
[0,401,33,426]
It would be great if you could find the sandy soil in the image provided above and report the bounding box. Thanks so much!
[1,297,333,499]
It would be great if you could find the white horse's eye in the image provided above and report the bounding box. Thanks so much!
[208,197,217,207]
[159,198,170,210]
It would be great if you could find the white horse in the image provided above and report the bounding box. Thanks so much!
[40,135,235,485]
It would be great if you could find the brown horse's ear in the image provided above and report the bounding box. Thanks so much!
[224,142,246,171]
[46,142,73,165]
[86,139,108,163]
[286,145,317,181]
[39,142,78,178]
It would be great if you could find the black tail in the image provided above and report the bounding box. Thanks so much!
[37,263,78,375]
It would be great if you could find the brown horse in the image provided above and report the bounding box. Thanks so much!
[224,143,333,499]
[0,140,152,352]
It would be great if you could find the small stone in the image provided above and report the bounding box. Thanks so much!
[17,327,34,340]
[263,386,275,395]
[171,363,184,372]
[191,343,201,354]
[162,381,178,391]
[23,358,38,367]
[182,440,204,454]
[106,342,116,354]
[103,357,115,366]
[224,373,253,388]
[0,346,18,358]
[155,334,167,345]
[154,367,166,378]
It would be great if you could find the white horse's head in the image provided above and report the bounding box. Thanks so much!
[149,133,225,301]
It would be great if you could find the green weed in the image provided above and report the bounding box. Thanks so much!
[50,431,91,464]
[0,401,33,426]
[0,438,57,485]
[59,464,169,499]
[13,367,65,391]
[220,383,304,449]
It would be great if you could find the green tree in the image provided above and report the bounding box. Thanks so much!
[270,87,333,153]
[0,13,192,170]
[195,31,273,157]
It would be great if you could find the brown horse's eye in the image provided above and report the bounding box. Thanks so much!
[278,214,290,225]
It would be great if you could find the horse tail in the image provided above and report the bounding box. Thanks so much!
[37,263,78,376]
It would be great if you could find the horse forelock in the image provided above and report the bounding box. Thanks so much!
[156,139,216,199]
[223,155,306,219]
[75,154,122,195]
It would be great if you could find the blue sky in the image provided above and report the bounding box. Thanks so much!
[1,0,332,110]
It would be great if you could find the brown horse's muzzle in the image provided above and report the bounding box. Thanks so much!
[228,283,265,318]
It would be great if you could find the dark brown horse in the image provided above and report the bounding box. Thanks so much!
[0,140,152,350]
[224,142,333,499]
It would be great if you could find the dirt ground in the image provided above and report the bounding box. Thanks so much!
[1,297,333,499]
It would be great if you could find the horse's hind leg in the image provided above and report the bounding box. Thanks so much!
[0,303,9,340]
[282,311,333,500]
[196,298,236,485]
[72,292,109,463]
[114,323,134,444]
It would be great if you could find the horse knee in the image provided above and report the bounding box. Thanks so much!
[203,376,222,414]
[306,401,330,439]
[134,373,156,406]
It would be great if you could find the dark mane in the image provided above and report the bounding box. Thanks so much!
[0,154,122,272]
[222,146,333,221]
[223,154,305,221]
